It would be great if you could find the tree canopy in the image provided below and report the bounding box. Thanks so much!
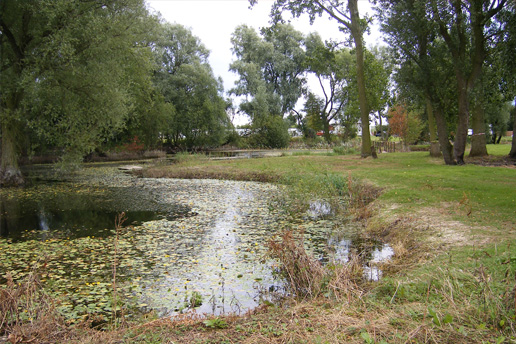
[154,24,230,150]
[2,0,515,185]
[0,0,158,184]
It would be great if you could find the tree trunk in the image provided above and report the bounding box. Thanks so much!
[0,119,24,186]
[378,111,385,140]
[323,119,331,143]
[469,77,488,157]
[426,96,441,157]
[453,77,469,164]
[349,0,371,158]
[510,102,516,159]
[433,104,456,165]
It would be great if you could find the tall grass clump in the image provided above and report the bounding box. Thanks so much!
[280,172,350,216]
[268,230,364,301]
[279,171,381,220]
[333,145,359,155]
[0,269,66,343]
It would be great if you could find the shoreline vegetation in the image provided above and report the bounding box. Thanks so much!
[2,146,516,343]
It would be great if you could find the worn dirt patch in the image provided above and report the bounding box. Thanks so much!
[365,201,493,266]
[466,155,516,168]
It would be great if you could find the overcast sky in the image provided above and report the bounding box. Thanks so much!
[146,0,384,124]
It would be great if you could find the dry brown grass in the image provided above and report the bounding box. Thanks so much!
[364,216,434,275]
[267,230,364,303]
[0,270,69,343]
[137,165,281,183]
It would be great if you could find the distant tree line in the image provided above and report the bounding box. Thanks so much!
[1,0,515,185]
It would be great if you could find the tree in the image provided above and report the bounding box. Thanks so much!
[377,0,509,164]
[230,24,306,123]
[497,3,516,158]
[429,0,508,163]
[511,105,516,158]
[304,34,353,142]
[388,104,423,145]
[154,24,230,150]
[345,46,391,140]
[0,0,158,185]
[377,0,459,164]
[253,0,374,157]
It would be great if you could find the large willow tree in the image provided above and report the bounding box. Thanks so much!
[0,0,157,185]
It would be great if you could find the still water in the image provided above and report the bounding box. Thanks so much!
[0,166,392,320]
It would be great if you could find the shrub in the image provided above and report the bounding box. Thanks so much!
[333,145,359,155]
[251,116,290,148]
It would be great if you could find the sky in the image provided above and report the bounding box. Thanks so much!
[146,0,384,124]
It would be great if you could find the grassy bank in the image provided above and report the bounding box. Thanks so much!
[3,146,515,343]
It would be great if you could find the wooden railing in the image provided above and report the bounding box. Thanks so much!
[372,141,405,153]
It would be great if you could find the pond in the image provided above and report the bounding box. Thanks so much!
[0,165,392,321]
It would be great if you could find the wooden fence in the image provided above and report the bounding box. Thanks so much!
[372,141,405,153]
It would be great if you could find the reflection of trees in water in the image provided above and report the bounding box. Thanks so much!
[1,195,22,238]
[0,196,8,237]
[0,185,190,241]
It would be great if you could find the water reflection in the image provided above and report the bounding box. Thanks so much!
[133,181,279,316]
[307,200,333,219]
[0,170,393,320]
[0,185,190,242]
[328,234,394,281]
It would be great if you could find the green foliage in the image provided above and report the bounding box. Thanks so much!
[204,317,228,329]
[345,46,391,120]
[154,24,230,150]
[404,112,424,145]
[230,24,306,125]
[188,291,203,308]
[1,0,159,171]
[388,105,424,145]
[304,34,353,142]
[250,116,290,149]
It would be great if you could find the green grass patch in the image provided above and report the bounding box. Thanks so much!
[486,143,513,156]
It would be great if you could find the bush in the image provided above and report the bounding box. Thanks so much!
[251,116,290,148]
[223,130,242,147]
[333,145,359,155]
